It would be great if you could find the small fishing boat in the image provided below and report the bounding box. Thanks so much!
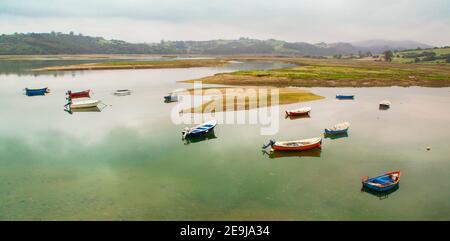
[263,137,322,151]
[336,95,355,100]
[325,122,350,135]
[25,87,49,96]
[361,171,401,192]
[379,100,391,109]
[114,89,132,96]
[285,107,311,116]
[164,94,178,102]
[66,90,90,99]
[69,99,101,109]
[182,120,217,139]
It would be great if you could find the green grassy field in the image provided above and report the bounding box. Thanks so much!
[184,57,450,87]
[393,47,450,64]
[32,59,228,71]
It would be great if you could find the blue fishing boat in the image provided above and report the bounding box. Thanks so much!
[336,95,354,100]
[361,171,401,192]
[324,122,349,135]
[182,120,217,139]
[25,87,49,96]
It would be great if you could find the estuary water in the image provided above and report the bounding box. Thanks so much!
[0,59,449,220]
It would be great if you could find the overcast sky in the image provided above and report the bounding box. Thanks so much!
[0,0,449,46]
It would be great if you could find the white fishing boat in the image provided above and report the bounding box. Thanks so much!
[70,99,101,109]
[114,89,132,96]
[325,122,350,135]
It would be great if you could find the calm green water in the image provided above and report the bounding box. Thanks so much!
[0,59,449,220]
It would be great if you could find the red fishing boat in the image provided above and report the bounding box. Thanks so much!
[66,90,90,99]
[285,107,311,116]
[263,137,322,151]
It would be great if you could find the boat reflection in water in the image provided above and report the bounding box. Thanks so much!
[361,185,399,200]
[262,148,321,159]
[324,132,349,140]
[64,106,102,115]
[183,130,217,145]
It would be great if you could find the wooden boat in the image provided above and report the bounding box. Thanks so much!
[361,171,401,192]
[336,95,354,100]
[114,89,132,96]
[182,120,217,139]
[325,122,350,135]
[285,107,311,116]
[379,100,391,109]
[66,90,90,99]
[69,99,101,109]
[263,137,322,151]
[25,87,49,96]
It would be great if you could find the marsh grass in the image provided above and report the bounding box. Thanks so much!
[184,57,450,87]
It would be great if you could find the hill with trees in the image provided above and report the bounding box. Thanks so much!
[0,32,435,56]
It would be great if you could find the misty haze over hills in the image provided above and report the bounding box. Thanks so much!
[0,32,435,56]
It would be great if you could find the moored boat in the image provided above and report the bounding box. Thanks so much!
[263,137,322,151]
[361,171,401,192]
[69,99,101,109]
[336,95,354,100]
[182,120,217,139]
[25,87,49,96]
[164,94,178,102]
[379,100,391,109]
[325,122,350,135]
[66,89,90,99]
[114,89,132,96]
[285,107,311,116]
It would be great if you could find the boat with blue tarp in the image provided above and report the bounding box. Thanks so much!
[182,120,217,139]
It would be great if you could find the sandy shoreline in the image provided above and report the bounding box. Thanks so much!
[180,86,324,113]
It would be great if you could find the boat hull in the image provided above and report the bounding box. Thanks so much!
[285,110,310,116]
[183,120,217,139]
[324,128,349,135]
[336,95,354,100]
[70,100,100,109]
[25,88,48,96]
[164,95,178,102]
[272,138,322,151]
[67,90,90,99]
[184,127,215,138]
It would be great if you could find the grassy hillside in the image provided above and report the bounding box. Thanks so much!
[0,32,434,56]
[393,47,450,64]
